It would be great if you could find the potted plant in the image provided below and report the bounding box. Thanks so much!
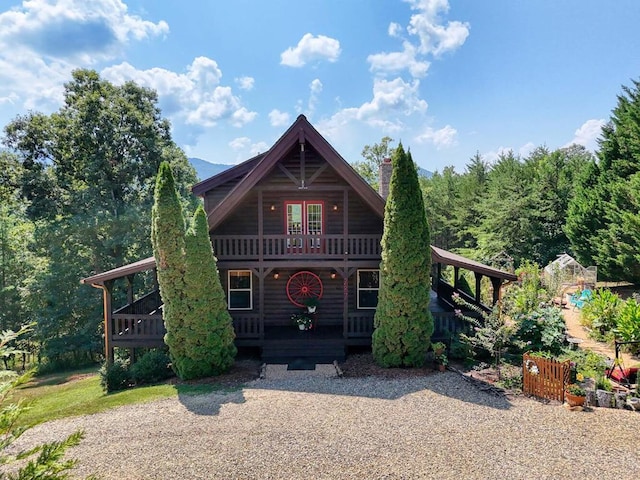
[435,352,448,372]
[304,297,320,313]
[432,341,446,356]
[291,312,313,330]
[565,383,586,407]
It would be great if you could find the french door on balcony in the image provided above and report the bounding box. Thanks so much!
[285,201,323,252]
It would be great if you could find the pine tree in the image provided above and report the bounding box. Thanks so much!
[180,206,236,378]
[151,162,189,377]
[566,79,640,282]
[372,145,434,367]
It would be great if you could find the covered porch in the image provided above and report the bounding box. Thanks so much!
[81,247,516,364]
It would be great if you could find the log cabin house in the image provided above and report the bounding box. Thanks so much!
[81,115,516,365]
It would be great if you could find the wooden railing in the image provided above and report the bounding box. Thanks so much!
[112,314,165,341]
[113,290,162,315]
[212,234,381,260]
[347,313,375,338]
[230,314,261,338]
[111,312,260,342]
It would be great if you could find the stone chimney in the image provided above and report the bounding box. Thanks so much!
[378,157,392,199]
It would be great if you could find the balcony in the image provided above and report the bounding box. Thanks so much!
[211,234,382,260]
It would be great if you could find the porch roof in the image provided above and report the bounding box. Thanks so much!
[431,246,517,281]
[80,246,517,286]
[80,256,156,286]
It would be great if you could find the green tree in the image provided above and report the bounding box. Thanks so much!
[421,166,460,250]
[181,206,236,378]
[566,79,640,282]
[352,136,396,187]
[152,165,235,379]
[0,325,93,479]
[372,145,434,367]
[2,69,197,364]
[151,162,189,378]
[476,151,537,266]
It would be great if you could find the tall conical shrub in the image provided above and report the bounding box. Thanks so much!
[151,162,189,374]
[181,206,236,378]
[152,163,236,379]
[372,145,434,367]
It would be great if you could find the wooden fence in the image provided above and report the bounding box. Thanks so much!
[522,353,571,402]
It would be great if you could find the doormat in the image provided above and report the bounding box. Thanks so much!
[287,359,316,371]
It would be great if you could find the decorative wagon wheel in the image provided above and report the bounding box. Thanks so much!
[286,270,323,307]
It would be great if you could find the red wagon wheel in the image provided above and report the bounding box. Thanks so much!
[286,270,323,307]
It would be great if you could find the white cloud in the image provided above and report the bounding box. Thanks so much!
[269,109,290,127]
[102,58,257,129]
[307,78,323,116]
[388,22,403,37]
[0,0,168,108]
[415,124,457,148]
[368,41,430,78]
[483,146,516,164]
[229,137,251,150]
[368,0,468,79]
[565,119,605,151]
[228,137,269,163]
[231,107,257,127]
[319,77,428,137]
[280,33,341,67]
[235,76,255,91]
[519,142,536,158]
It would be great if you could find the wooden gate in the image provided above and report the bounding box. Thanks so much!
[522,353,571,402]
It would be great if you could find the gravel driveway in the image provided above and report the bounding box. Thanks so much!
[10,365,640,479]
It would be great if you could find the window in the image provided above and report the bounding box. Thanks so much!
[285,201,323,249]
[357,269,379,309]
[228,270,252,310]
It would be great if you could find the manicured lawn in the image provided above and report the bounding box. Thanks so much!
[11,369,221,427]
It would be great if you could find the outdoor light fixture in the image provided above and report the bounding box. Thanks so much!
[273,271,280,280]
[270,204,276,211]
[332,203,338,211]
[330,271,337,279]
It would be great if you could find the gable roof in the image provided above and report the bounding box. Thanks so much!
[196,114,386,231]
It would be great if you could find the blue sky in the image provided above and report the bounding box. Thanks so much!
[0,0,639,173]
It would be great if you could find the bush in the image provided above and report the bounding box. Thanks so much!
[615,298,640,353]
[99,360,131,393]
[560,349,608,380]
[514,306,566,355]
[580,288,621,340]
[130,350,173,385]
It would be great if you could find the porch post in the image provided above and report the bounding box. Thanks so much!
[474,272,482,305]
[491,277,502,305]
[126,274,135,306]
[103,280,114,364]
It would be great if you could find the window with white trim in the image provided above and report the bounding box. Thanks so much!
[357,269,379,309]
[228,270,252,310]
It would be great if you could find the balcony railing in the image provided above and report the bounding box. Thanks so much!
[212,234,381,260]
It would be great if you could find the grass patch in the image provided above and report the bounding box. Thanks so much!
[10,371,224,427]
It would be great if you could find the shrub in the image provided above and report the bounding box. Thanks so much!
[560,349,608,380]
[580,288,621,340]
[503,261,550,317]
[514,306,566,355]
[615,298,640,353]
[130,350,173,385]
[99,360,131,393]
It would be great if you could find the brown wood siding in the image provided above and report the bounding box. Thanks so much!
[348,192,384,234]
[214,192,259,235]
[203,177,242,213]
[263,269,344,327]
